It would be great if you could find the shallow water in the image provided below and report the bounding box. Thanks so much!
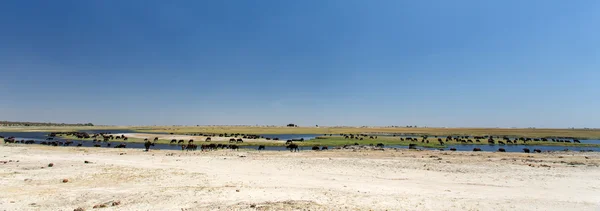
[2,132,598,153]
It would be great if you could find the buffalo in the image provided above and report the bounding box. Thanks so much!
[257,145,265,150]
[522,148,530,153]
[144,141,155,151]
[286,143,299,152]
[321,146,328,150]
[312,146,320,151]
[498,148,506,152]
[376,143,384,148]
[408,144,417,149]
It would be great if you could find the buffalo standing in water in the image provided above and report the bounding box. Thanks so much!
[286,143,299,152]
[144,141,154,151]
[257,145,266,150]
[408,144,417,149]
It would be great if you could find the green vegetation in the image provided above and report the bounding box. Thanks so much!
[57,135,600,148]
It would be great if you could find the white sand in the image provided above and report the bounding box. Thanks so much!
[1,145,599,211]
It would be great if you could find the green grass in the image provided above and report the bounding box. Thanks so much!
[52,134,600,148]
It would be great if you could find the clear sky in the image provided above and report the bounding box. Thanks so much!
[1,0,598,128]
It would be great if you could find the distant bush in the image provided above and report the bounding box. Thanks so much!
[0,121,94,127]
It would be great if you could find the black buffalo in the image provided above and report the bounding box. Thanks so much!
[286,143,299,152]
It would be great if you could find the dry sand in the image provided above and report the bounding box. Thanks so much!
[1,145,600,211]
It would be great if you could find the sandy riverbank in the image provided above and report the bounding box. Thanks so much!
[1,145,599,211]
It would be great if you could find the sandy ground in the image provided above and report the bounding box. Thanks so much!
[1,145,600,211]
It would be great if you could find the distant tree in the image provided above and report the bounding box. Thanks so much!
[287,123,297,127]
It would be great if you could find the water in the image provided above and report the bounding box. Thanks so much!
[2,132,598,153]
[260,134,321,140]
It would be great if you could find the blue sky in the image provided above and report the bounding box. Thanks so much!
[0,0,598,127]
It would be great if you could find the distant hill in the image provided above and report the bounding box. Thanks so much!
[0,121,94,127]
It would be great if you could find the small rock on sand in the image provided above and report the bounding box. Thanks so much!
[48,163,54,167]
[62,179,69,183]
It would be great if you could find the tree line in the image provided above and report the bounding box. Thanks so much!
[0,121,94,127]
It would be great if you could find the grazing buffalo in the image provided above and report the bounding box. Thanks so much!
[178,140,184,144]
[522,148,530,153]
[230,138,236,143]
[498,148,506,152]
[257,145,265,150]
[206,137,211,142]
[321,146,328,150]
[573,139,580,143]
[312,146,320,151]
[236,139,243,143]
[473,148,482,151]
[77,143,83,147]
[229,145,239,151]
[154,137,159,142]
[408,144,417,149]
[170,139,176,144]
[189,139,194,144]
[286,143,299,152]
[376,143,384,148]
[498,141,505,145]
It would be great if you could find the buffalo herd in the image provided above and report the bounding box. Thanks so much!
[1,132,594,154]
